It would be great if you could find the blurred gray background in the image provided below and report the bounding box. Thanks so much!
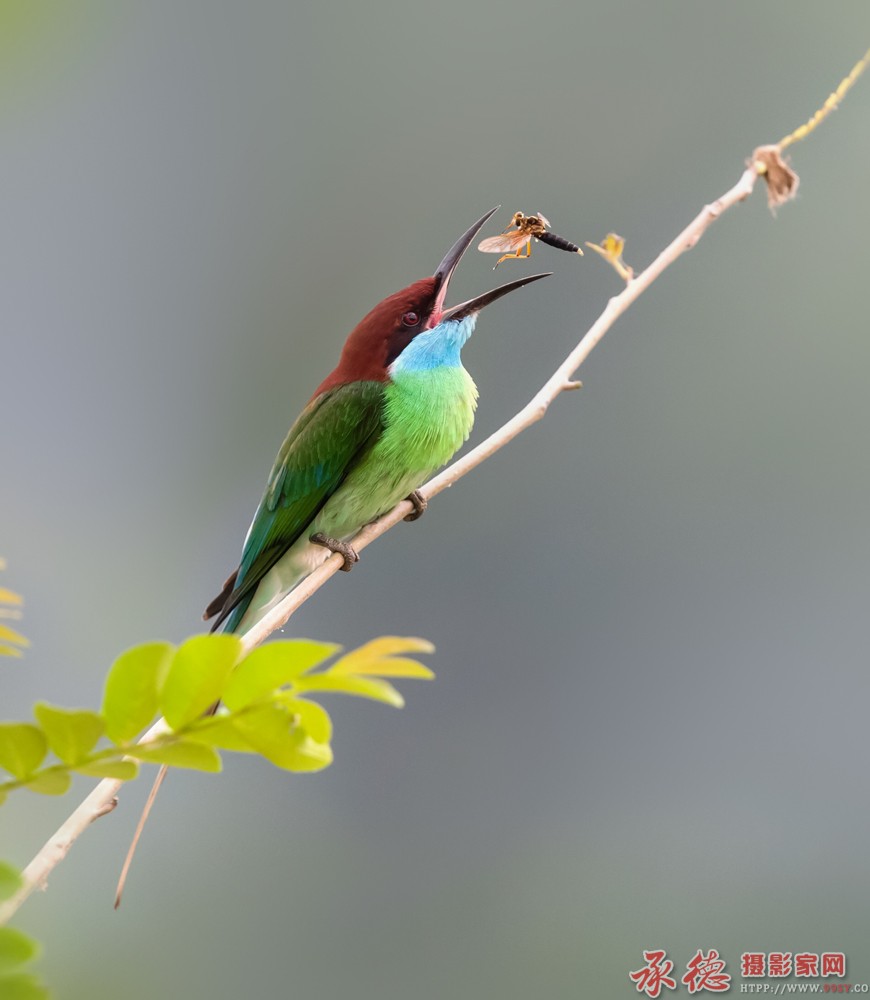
[3,2,870,997]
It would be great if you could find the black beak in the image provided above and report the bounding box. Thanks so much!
[441,271,551,322]
[432,208,551,326]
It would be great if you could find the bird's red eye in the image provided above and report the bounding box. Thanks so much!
[401,311,419,328]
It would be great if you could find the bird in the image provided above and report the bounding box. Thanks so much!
[115,209,549,904]
[203,206,550,636]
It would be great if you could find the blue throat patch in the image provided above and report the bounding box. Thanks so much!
[389,315,477,374]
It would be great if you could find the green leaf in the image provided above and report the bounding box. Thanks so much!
[184,715,257,754]
[74,759,139,780]
[159,635,242,729]
[294,673,404,707]
[0,862,23,902]
[0,724,47,780]
[23,767,71,796]
[130,741,222,772]
[102,642,174,743]
[278,697,333,744]
[223,640,340,710]
[0,927,39,973]
[33,704,104,765]
[230,704,332,772]
[0,972,50,1000]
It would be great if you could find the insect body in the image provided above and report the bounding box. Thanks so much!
[477,211,584,267]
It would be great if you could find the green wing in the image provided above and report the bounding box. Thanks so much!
[207,381,385,629]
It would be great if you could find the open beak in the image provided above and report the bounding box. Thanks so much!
[430,207,551,327]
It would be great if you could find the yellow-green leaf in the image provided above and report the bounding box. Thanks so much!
[0,625,28,651]
[228,703,299,765]
[294,673,404,707]
[33,704,104,765]
[130,740,222,772]
[0,972,50,1000]
[74,759,139,780]
[0,588,23,608]
[278,697,333,744]
[285,735,333,772]
[333,656,434,679]
[23,767,71,796]
[0,927,39,973]
[223,640,340,710]
[0,645,22,658]
[159,635,242,729]
[230,703,332,771]
[329,636,434,678]
[584,232,633,281]
[337,636,434,661]
[0,724,46,779]
[0,862,23,902]
[102,642,174,743]
[185,714,257,753]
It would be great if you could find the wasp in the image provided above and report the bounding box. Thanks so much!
[477,211,583,267]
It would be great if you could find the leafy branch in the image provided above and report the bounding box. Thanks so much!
[0,634,432,925]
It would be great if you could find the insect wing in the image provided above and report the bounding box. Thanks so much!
[535,211,551,229]
[478,230,531,254]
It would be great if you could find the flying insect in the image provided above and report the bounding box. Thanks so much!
[478,211,584,267]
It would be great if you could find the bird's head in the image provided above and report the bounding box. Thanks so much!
[317,208,550,392]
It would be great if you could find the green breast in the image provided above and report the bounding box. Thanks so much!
[309,366,478,542]
[382,365,478,473]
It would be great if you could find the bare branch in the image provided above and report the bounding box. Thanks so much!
[0,781,122,919]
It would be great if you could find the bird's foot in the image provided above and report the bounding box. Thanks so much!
[403,490,428,522]
[310,532,359,572]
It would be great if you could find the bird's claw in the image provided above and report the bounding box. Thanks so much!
[309,532,359,572]
[403,490,428,522]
